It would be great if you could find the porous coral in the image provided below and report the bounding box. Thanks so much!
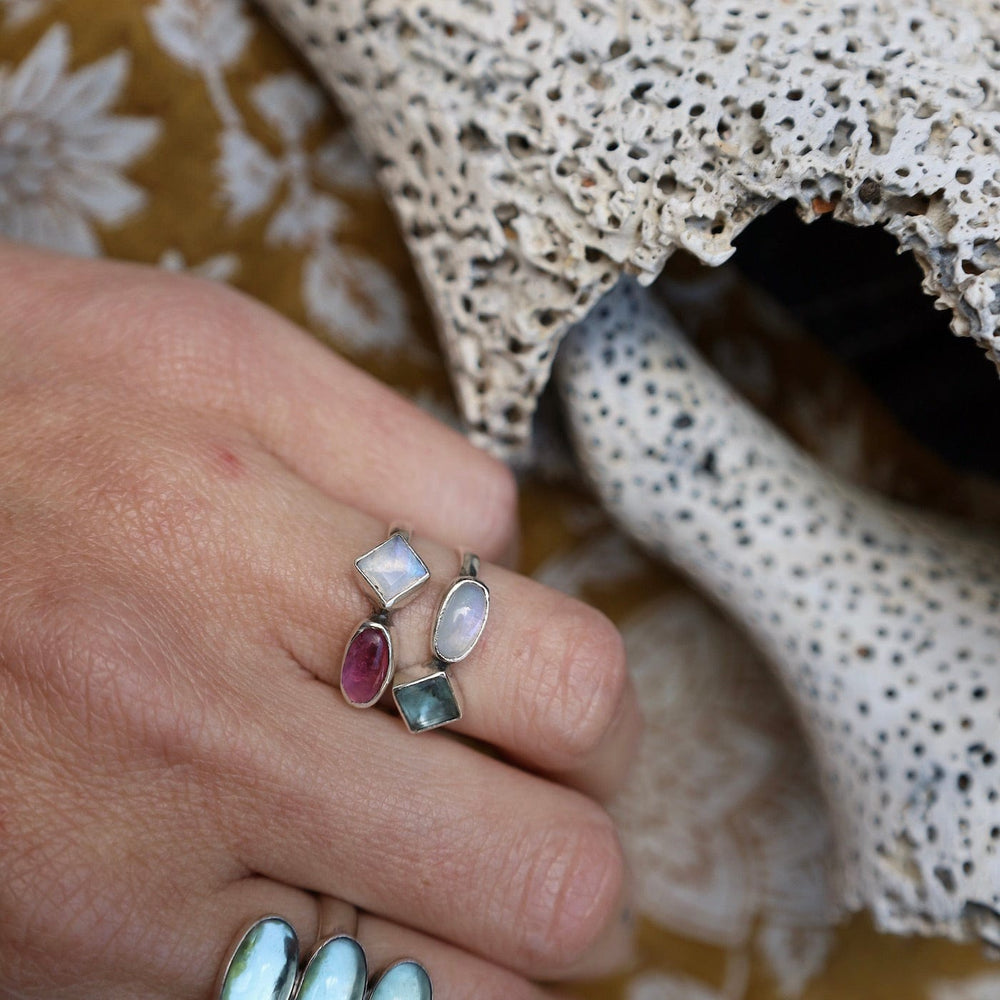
[556,277,1000,944]
[259,0,1000,454]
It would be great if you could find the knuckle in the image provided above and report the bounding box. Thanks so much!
[122,278,254,392]
[16,583,205,762]
[527,601,628,765]
[511,812,625,970]
[71,266,264,409]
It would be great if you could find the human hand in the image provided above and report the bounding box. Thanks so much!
[0,243,639,999]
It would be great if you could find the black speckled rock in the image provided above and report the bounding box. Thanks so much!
[557,277,1000,944]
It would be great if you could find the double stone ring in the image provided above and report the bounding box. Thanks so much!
[340,528,431,709]
[218,916,431,1000]
[340,528,489,732]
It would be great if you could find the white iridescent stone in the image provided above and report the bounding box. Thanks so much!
[432,578,489,663]
[220,918,298,1000]
[355,532,430,609]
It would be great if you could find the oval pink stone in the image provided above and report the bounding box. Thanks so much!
[341,623,391,706]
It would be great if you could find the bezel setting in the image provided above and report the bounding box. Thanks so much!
[354,531,430,611]
[431,577,490,664]
[340,619,395,709]
[392,669,462,734]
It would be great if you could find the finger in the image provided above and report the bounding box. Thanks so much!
[154,268,521,563]
[183,878,323,1000]
[433,566,643,801]
[0,245,520,565]
[354,915,558,1000]
[217,682,630,980]
[233,330,521,565]
[236,463,639,798]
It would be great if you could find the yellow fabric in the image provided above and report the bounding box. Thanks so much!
[1,3,998,997]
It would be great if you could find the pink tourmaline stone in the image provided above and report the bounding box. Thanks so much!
[341,624,390,706]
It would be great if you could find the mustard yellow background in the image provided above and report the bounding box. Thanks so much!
[1,3,998,997]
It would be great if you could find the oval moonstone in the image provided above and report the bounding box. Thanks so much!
[369,960,433,1000]
[341,622,391,706]
[432,579,489,663]
[220,918,298,1000]
[297,936,367,1000]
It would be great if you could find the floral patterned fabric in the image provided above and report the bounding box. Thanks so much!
[1,3,999,997]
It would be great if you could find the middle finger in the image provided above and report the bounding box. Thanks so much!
[221,673,630,979]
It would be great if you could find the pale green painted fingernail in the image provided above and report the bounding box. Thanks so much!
[297,936,367,1000]
[220,917,299,1000]
[368,960,433,1000]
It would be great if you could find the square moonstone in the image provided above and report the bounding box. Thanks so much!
[355,532,430,609]
[393,670,462,733]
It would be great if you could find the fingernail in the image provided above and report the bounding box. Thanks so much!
[561,895,638,980]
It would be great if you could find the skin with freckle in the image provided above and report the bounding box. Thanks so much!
[0,243,639,1000]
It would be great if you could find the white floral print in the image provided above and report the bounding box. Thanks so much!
[1,0,51,27]
[146,0,251,127]
[158,248,239,282]
[930,974,1000,1000]
[217,127,281,221]
[251,72,324,144]
[0,24,159,254]
[314,131,377,191]
[614,593,836,993]
[147,0,418,358]
[628,972,728,1000]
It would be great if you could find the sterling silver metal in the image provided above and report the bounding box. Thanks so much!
[368,958,434,1000]
[215,916,299,1000]
[296,934,367,1000]
[392,667,462,733]
[354,527,430,612]
[392,549,488,733]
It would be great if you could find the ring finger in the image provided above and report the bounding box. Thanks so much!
[239,462,640,799]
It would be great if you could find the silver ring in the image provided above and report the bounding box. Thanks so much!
[392,551,489,734]
[341,527,430,708]
[218,917,432,1000]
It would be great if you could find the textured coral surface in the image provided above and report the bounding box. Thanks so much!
[557,278,1000,943]
[260,0,1000,453]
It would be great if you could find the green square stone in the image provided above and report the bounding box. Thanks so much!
[393,670,461,733]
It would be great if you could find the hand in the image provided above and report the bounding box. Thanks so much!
[0,243,639,1000]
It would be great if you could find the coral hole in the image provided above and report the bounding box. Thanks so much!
[732,203,1000,480]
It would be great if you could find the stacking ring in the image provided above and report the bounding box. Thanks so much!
[218,916,432,1000]
[392,552,490,734]
[341,528,430,708]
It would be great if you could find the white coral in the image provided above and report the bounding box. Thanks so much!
[257,0,1000,455]
[556,277,1000,944]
